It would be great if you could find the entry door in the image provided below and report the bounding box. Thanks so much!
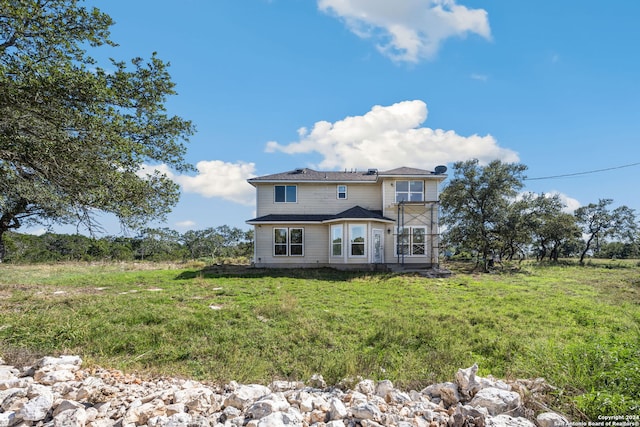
[372,229,384,263]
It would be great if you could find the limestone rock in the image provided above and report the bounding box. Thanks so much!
[537,412,570,427]
[471,387,521,416]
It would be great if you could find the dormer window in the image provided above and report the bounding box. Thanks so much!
[275,185,297,203]
[337,185,347,199]
[395,180,423,202]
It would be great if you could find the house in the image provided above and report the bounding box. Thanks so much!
[246,166,447,270]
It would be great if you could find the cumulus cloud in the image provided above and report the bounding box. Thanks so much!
[318,0,491,62]
[549,191,581,213]
[175,220,197,229]
[139,161,257,206]
[265,100,518,170]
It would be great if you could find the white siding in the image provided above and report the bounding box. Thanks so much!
[255,182,382,216]
[253,224,328,266]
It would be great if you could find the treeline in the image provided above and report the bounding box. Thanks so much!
[1,226,253,264]
[440,160,640,270]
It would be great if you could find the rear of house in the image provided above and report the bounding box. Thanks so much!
[246,167,447,270]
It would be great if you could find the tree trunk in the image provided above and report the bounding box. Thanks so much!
[0,229,6,263]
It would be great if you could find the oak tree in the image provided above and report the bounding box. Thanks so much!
[440,159,527,271]
[0,0,194,262]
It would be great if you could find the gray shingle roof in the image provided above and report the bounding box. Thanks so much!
[248,168,380,183]
[246,206,395,224]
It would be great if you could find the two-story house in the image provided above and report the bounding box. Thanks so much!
[246,166,447,270]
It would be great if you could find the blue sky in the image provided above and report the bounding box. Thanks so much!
[33,0,640,234]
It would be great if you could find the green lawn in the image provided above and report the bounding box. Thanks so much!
[0,260,638,419]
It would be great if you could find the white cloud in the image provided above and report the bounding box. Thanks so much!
[318,0,491,62]
[175,220,197,229]
[470,73,488,81]
[549,191,581,213]
[138,161,257,206]
[265,100,518,170]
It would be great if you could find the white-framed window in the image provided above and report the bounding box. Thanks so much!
[349,224,366,257]
[273,227,304,256]
[337,185,347,199]
[395,226,427,256]
[395,180,424,202]
[331,224,343,256]
[274,185,297,203]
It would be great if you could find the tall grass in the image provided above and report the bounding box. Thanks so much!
[0,261,638,420]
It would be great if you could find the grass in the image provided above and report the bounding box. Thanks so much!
[0,260,638,420]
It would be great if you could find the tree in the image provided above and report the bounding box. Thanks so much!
[440,159,527,271]
[575,199,638,264]
[0,0,194,262]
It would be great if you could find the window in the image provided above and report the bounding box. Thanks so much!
[331,225,343,256]
[395,226,427,256]
[395,180,424,202]
[337,185,347,199]
[349,224,366,257]
[273,227,304,256]
[275,185,297,203]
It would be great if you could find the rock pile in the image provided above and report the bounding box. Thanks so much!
[0,356,570,427]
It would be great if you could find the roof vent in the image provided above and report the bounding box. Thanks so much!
[293,168,305,174]
[434,165,447,174]
[367,168,378,175]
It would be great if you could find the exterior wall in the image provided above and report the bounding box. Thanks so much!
[380,178,442,266]
[327,221,388,266]
[253,223,329,267]
[255,182,382,217]
[250,174,444,269]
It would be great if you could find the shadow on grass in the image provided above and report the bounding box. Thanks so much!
[174,265,394,281]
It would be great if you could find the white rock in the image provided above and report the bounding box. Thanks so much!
[53,399,85,417]
[268,381,304,392]
[471,388,521,416]
[247,393,290,419]
[308,374,326,389]
[19,394,54,421]
[351,402,382,421]
[0,411,17,427]
[224,384,271,410]
[326,420,346,427]
[0,387,27,411]
[456,364,482,399]
[35,368,76,385]
[375,380,394,398]
[328,397,348,420]
[487,414,536,427]
[356,379,376,395]
[537,412,570,427]
[37,356,82,370]
[254,408,303,427]
[53,407,88,427]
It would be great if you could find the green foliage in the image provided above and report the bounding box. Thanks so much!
[2,226,253,263]
[0,0,195,262]
[440,159,528,270]
[0,262,638,421]
[575,199,639,264]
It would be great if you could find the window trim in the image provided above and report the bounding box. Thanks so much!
[337,184,347,200]
[331,224,343,257]
[395,226,428,257]
[273,227,304,256]
[274,185,297,203]
[395,180,424,203]
[349,224,367,258]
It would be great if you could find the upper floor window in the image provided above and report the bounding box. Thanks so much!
[395,180,423,202]
[337,185,347,199]
[275,185,297,203]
